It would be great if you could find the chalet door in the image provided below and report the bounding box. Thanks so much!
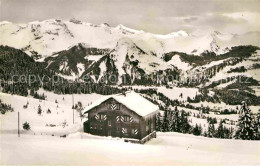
[107,120,112,136]
[108,120,111,126]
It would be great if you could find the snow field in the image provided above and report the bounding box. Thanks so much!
[0,132,259,166]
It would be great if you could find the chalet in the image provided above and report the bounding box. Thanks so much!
[83,91,159,141]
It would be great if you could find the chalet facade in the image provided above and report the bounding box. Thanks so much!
[83,91,159,140]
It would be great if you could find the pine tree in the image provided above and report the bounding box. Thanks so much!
[37,104,42,115]
[156,112,162,131]
[235,101,255,140]
[171,106,180,132]
[167,109,174,132]
[223,127,233,139]
[216,120,225,138]
[207,122,215,138]
[253,109,260,140]
[162,110,169,132]
[193,124,202,136]
[179,110,191,133]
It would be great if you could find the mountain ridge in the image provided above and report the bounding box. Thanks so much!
[1,19,259,58]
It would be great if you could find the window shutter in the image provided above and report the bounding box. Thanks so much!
[95,114,99,120]
[122,128,127,134]
[110,103,117,110]
[130,116,133,122]
[116,116,120,122]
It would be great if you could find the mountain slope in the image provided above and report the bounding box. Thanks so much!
[44,43,110,77]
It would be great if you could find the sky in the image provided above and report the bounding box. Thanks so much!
[0,0,259,35]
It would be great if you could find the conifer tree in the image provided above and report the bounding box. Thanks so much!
[167,109,174,132]
[193,124,202,136]
[253,109,260,140]
[216,120,225,138]
[207,122,215,138]
[156,112,162,131]
[37,104,42,115]
[235,101,255,140]
[171,106,180,132]
[162,110,169,132]
[179,110,191,133]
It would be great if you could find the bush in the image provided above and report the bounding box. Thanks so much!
[47,109,51,114]
[23,122,31,130]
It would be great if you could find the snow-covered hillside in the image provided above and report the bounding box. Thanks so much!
[0,91,103,135]
[1,19,259,57]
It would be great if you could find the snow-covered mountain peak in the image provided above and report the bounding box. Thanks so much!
[115,24,144,34]
[0,21,12,26]
[153,30,189,39]
[0,19,259,57]
[168,30,189,37]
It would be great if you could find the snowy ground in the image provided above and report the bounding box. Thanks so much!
[0,132,259,166]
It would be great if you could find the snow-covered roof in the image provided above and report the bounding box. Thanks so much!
[83,91,159,117]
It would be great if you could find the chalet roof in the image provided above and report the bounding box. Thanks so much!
[83,91,159,117]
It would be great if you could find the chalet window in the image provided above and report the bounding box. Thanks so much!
[108,120,111,126]
[108,103,120,110]
[96,113,106,120]
[100,114,105,120]
[123,115,130,122]
[146,125,149,132]
[151,122,154,132]
[95,114,99,120]
[122,128,127,134]
[131,129,135,135]
[116,116,120,122]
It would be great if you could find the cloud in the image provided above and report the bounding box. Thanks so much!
[0,0,259,35]
[183,17,199,23]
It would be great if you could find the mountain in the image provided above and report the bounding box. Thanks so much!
[0,19,260,95]
[44,43,110,78]
[1,19,259,58]
[1,44,260,105]
[45,38,180,85]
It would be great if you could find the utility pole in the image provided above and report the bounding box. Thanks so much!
[72,93,74,124]
[18,112,20,137]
